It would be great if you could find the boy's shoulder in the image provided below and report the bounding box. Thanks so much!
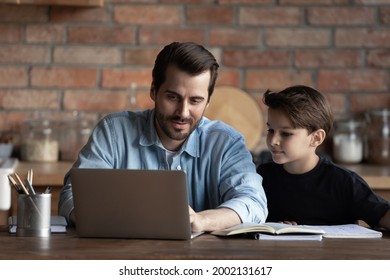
[256,160,280,175]
[319,156,366,183]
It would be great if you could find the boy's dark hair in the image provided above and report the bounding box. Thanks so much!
[263,85,333,135]
[152,42,219,102]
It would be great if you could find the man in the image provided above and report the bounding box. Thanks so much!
[59,42,268,233]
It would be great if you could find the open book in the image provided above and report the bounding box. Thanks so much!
[211,222,325,240]
[211,223,383,240]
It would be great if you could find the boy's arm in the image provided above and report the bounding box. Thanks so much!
[378,209,390,230]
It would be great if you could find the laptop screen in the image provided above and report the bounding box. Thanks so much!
[70,168,193,240]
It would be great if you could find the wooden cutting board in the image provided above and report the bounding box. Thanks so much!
[204,86,263,151]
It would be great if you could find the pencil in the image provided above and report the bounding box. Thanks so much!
[8,175,21,193]
[12,173,29,196]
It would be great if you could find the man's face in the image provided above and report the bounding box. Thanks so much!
[151,65,210,151]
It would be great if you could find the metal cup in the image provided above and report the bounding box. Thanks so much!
[16,193,51,237]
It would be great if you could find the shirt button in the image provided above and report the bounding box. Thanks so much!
[177,166,182,170]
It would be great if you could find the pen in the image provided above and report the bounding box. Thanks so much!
[24,178,36,195]
[44,186,52,194]
[28,169,34,185]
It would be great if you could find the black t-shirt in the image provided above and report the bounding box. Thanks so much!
[257,156,390,227]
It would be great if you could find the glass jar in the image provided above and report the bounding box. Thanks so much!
[21,119,59,162]
[365,109,390,164]
[332,120,364,164]
[59,118,93,162]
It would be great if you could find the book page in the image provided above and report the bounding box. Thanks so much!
[314,224,382,238]
[210,222,324,236]
[264,223,325,235]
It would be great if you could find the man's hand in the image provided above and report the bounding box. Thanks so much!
[189,205,241,233]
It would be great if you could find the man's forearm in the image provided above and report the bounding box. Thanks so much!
[190,207,241,232]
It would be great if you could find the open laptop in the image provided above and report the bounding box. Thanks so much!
[70,168,202,240]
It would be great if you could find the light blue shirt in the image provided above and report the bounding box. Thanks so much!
[59,109,268,225]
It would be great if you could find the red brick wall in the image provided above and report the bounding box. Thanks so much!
[0,0,389,149]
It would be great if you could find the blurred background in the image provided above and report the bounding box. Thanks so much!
[0,0,389,164]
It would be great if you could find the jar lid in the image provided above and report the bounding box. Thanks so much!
[367,108,390,116]
[335,120,364,130]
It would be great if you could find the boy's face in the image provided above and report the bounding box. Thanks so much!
[266,108,318,174]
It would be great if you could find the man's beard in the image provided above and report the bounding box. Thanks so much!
[155,110,199,142]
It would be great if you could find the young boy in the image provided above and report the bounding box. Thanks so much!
[257,85,390,230]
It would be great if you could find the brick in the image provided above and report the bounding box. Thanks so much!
[0,24,21,42]
[265,28,330,47]
[224,49,290,67]
[323,93,347,116]
[0,90,59,109]
[114,5,180,25]
[380,7,390,24]
[0,45,50,63]
[68,26,135,45]
[239,7,301,26]
[186,6,234,25]
[216,69,241,88]
[367,50,390,68]
[336,28,390,47]
[26,24,65,43]
[0,6,47,22]
[0,111,30,132]
[308,7,375,26]
[124,48,160,66]
[0,67,27,87]
[318,70,389,92]
[139,28,205,45]
[50,7,109,23]
[101,68,152,89]
[295,50,361,68]
[245,70,313,91]
[350,93,390,113]
[31,67,97,88]
[63,90,128,112]
[53,47,121,65]
[209,29,259,47]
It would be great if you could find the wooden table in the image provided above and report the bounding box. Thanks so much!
[0,226,389,260]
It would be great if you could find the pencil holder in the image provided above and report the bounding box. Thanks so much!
[16,193,51,237]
